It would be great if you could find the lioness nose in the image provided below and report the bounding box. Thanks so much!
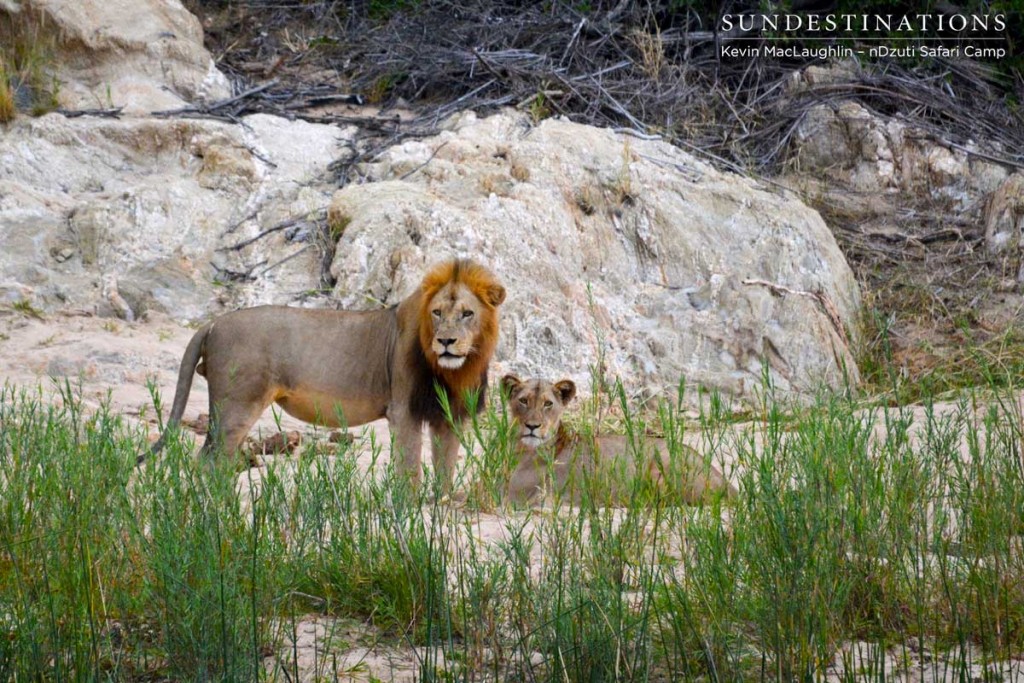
[525,422,541,431]
[437,338,456,347]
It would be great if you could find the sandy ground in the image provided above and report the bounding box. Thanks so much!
[2,310,1023,681]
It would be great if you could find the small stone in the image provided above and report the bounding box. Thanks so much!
[328,431,355,445]
[55,247,75,263]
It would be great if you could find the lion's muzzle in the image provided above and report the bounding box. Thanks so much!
[437,353,466,369]
[519,422,548,448]
[435,337,468,369]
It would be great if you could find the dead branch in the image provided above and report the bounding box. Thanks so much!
[742,279,849,346]
[152,79,280,117]
[57,107,123,118]
[219,210,327,252]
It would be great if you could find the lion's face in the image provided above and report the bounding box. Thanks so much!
[501,374,577,449]
[425,282,490,370]
[417,259,505,382]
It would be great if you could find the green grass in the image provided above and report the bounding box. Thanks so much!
[1,372,1023,681]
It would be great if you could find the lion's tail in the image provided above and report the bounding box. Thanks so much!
[138,324,211,464]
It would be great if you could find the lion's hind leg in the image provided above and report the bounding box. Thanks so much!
[202,377,276,462]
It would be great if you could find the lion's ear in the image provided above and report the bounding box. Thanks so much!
[554,380,577,405]
[501,373,522,397]
[486,283,506,307]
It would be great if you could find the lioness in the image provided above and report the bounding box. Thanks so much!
[502,374,737,505]
[145,259,506,489]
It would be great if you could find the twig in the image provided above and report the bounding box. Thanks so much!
[283,93,365,109]
[571,60,633,82]
[469,47,506,82]
[939,139,1024,172]
[204,79,281,111]
[742,279,848,346]
[57,107,123,119]
[223,210,260,236]
[560,18,587,66]
[152,79,279,116]
[614,128,662,141]
[211,259,266,283]
[220,211,325,252]
[259,245,311,277]
[399,141,450,180]
[246,144,277,169]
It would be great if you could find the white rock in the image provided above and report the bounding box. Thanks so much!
[984,173,1024,257]
[328,111,860,403]
[0,113,352,321]
[9,0,231,114]
[795,101,1009,206]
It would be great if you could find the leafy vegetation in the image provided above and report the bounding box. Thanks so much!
[1,371,1023,680]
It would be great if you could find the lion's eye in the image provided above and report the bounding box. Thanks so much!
[461,310,474,319]
[518,398,528,406]
[544,400,553,408]
[432,309,442,317]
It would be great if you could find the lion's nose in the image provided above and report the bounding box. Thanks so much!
[437,338,456,347]
[525,422,541,432]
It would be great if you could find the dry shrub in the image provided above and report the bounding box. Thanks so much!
[0,7,60,119]
[628,26,664,81]
[0,58,14,123]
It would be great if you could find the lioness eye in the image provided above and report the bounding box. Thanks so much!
[544,400,553,408]
[432,309,441,317]
[518,398,528,406]
[461,310,474,319]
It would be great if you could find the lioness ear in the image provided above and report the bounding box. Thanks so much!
[486,283,506,307]
[554,380,577,405]
[501,373,522,397]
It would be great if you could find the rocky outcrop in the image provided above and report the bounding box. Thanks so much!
[0,113,353,319]
[1,107,859,405]
[0,0,230,114]
[790,66,1022,286]
[327,111,860,401]
[794,100,1009,203]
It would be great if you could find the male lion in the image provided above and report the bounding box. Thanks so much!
[502,374,737,506]
[145,259,506,489]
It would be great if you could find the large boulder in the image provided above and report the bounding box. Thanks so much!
[0,0,230,114]
[328,111,860,402]
[0,113,352,320]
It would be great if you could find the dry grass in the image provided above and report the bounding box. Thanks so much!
[509,161,530,182]
[0,57,15,123]
[0,8,60,120]
[628,25,665,82]
[478,172,513,197]
[608,139,636,207]
[574,184,600,216]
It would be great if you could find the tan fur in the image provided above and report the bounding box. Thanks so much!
[144,259,506,490]
[501,374,737,506]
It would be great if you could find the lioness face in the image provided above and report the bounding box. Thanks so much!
[501,374,577,449]
[427,283,489,370]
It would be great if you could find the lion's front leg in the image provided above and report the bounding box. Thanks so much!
[429,422,462,493]
[387,403,424,486]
